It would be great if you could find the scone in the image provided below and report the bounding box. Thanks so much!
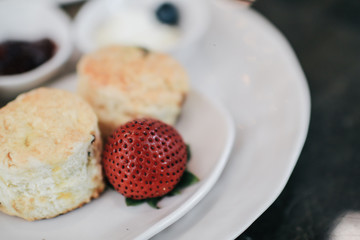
[0,88,104,221]
[77,46,189,138]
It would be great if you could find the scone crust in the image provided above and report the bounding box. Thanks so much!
[77,46,189,137]
[0,87,97,167]
[0,88,104,221]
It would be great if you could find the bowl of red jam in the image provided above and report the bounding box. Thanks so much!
[0,1,72,99]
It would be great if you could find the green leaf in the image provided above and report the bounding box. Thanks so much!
[138,46,150,56]
[186,144,191,162]
[125,198,146,206]
[168,170,199,196]
[146,197,162,209]
[125,197,162,209]
[105,179,115,190]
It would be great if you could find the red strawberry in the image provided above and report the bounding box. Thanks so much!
[102,118,187,200]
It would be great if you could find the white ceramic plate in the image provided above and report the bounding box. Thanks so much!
[0,74,235,240]
[152,1,311,239]
[0,0,310,238]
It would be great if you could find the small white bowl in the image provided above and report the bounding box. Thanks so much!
[73,0,210,56]
[0,1,72,99]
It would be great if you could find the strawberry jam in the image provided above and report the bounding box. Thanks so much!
[0,38,56,76]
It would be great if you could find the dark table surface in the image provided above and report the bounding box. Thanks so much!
[238,0,360,239]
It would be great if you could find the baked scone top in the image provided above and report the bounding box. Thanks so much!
[77,46,189,96]
[0,88,98,169]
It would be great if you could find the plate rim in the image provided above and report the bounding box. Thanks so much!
[152,3,311,239]
[226,8,311,239]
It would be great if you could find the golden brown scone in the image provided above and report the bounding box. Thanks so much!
[77,46,189,138]
[0,88,104,221]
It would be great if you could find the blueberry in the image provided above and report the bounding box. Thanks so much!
[155,2,180,26]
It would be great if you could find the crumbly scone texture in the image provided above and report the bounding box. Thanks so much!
[77,46,189,138]
[0,88,104,221]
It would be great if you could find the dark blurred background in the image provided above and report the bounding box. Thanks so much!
[238,0,360,239]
